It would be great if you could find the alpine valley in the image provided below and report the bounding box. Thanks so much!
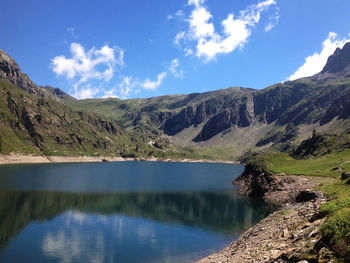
[1,43,350,160]
[1,42,350,262]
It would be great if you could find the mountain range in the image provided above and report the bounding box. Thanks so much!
[1,43,350,159]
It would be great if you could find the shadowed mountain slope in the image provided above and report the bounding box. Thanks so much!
[70,42,350,156]
[0,50,176,157]
[1,43,350,158]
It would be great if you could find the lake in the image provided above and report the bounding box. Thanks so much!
[0,161,275,262]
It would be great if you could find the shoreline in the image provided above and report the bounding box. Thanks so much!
[0,154,240,165]
[197,194,326,263]
[196,172,332,262]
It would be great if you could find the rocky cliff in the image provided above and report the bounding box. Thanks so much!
[0,49,75,103]
[70,42,350,154]
[0,50,129,155]
[2,42,350,157]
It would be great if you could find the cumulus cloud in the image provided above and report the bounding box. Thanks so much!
[288,32,350,80]
[169,59,183,78]
[176,0,276,61]
[51,42,124,99]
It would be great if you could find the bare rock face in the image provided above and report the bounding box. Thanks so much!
[321,91,350,125]
[0,49,75,102]
[234,161,276,198]
[0,50,21,82]
[0,49,37,94]
[321,42,350,74]
[234,160,323,205]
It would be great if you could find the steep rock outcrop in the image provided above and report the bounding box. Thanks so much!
[234,161,276,198]
[322,42,350,74]
[321,91,350,124]
[234,160,322,204]
[0,49,75,103]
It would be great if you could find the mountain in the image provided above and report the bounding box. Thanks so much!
[0,50,179,157]
[321,42,350,75]
[1,43,350,158]
[70,42,350,157]
[0,49,76,103]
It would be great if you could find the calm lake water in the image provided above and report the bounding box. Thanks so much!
[0,161,275,263]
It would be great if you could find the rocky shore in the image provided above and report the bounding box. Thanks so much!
[0,154,239,165]
[197,163,335,263]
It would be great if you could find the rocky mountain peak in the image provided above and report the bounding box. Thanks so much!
[321,42,350,74]
[0,49,75,102]
[0,49,23,84]
[0,49,38,94]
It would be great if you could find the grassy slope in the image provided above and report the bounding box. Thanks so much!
[0,79,204,159]
[0,79,120,156]
[69,77,350,160]
[264,150,350,178]
[251,143,350,260]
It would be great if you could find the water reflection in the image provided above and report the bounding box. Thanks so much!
[0,190,276,260]
[0,162,276,262]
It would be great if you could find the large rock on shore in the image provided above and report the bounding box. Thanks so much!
[234,161,322,204]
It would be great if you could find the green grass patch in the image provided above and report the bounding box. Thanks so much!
[322,208,350,258]
[261,150,350,178]
[247,147,350,260]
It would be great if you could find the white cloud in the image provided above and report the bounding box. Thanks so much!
[51,42,124,99]
[288,32,350,80]
[168,10,185,20]
[264,7,280,31]
[103,71,168,99]
[141,72,167,90]
[174,31,186,46]
[175,10,185,17]
[169,59,183,78]
[102,89,118,98]
[184,48,193,56]
[176,0,276,61]
[72,84,99,99]
[118,76,136,99]
[188,0,205,8]
[67,27,78,39]
[103,76,135,99]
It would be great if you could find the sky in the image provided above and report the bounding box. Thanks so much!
[1,0,350,100]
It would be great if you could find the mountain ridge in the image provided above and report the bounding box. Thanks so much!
[70,42,350,156]
[0,49,76,103]
[1,43,350,158]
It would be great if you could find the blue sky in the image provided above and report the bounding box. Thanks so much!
[1,0,350,99]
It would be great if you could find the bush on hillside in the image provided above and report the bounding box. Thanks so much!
[321,208,350,259]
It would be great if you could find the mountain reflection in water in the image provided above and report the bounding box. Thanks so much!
[0,162,276,262]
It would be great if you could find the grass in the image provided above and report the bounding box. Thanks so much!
[260,149,350,178]
[250,147,350,260]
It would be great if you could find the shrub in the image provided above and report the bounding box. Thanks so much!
[320,197,350,216]
[321,208,350,258]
